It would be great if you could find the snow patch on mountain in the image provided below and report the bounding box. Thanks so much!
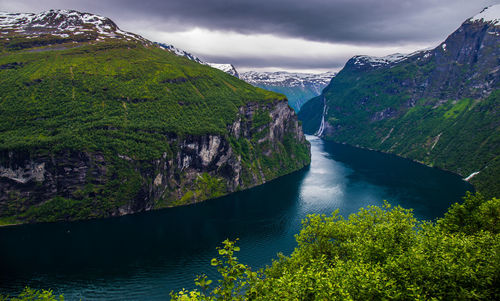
[156,42,239,77]
[351,47,436,68]
[470,4,500,25]
[156,43,205,64]
[206,63,239,78]
[352,53,413,67]
[240,71,336,111]
[351,6,500,69]
[0,9,148,43]
[240,71,335,90]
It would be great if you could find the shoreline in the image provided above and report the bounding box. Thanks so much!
[313,134,477,188]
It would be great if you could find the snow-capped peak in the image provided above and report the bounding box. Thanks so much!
[470,5,500,25]
[206,63,239,78]
[240,71,336,88]
[352,53,410,67]
[351,47,436,68]
[156,43,205,64]
[0,9,148,43]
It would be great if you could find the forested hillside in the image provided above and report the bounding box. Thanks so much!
[299,7,500,197]
[0,10,310,224]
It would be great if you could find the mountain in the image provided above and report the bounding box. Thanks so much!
[0,9,151,45]
[153,44,334,111]
[156,43,240,77]
[299,5,500,197]
[240,71,335,111]
[206,63,240,78]
[0,9,310,225]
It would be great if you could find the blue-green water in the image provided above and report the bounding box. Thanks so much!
[0,136,472,300]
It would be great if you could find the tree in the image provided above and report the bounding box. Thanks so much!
[172,194,500,300]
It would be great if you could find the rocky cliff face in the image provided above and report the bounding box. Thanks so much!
[299,6,500,197]
[0,99,309,224]
[341,16,500,102]
[0,9,310,225]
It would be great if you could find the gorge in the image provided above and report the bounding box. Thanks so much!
[0,3,498,300]
[0,135,473,300]
[299,5,500,198]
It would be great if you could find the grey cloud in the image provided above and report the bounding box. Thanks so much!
[199,54,348,71]
[2,0,499,72]
[2,0,498,45]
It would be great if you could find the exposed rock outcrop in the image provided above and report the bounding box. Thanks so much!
[0,99,310,223]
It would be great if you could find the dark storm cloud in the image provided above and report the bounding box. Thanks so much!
[2,0,499,71]
[2,0,498,45]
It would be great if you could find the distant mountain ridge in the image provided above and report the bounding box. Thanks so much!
[240,71,336,111]
[154,41,336,111]
[299,5,500,197]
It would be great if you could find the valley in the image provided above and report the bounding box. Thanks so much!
[0,3,498,300]
[299,6,500,198]
[0,135,473,299]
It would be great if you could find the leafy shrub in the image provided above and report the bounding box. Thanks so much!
[0,287,63,301]
[172,193,500,300]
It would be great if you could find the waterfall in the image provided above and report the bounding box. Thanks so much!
[315,97,327,136]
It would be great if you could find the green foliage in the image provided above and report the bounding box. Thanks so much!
[173,193,500,300]
[251,109,272,130]
[0,287,63,301]
[170,239,258,301]
[0,38,311,223]
[194,173,227,200]
[21,196,88,223]
[0,152,149,223]
[229,126,310,189]
[0,216,19,226]
[439,192,500,235]
[0,41,283,157]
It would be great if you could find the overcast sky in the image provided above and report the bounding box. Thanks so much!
[1,0,499,73]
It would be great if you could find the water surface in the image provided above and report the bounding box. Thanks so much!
[0,136,472,299]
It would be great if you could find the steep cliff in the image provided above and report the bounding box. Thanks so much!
[0,10,310,224]
[299,6,500,197]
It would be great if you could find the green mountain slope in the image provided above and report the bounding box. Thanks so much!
[299,7,500,197]
[0,41,278,152]
[0,10,310,224]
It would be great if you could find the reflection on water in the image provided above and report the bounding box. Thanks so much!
[0,135,472,299]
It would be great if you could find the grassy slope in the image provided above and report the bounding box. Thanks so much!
[0,41,281,159]
[0,40,312,223]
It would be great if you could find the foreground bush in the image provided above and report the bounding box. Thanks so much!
[172,193,500,300]
[0,287,63,301]
[3,194,498,300]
